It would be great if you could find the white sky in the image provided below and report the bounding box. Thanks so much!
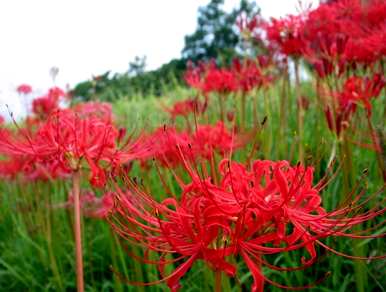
[0,0,318,119]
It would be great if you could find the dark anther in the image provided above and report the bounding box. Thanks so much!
[261,116,268,126]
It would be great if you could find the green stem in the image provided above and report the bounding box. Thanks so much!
[240,92,246,131]
[294,60,304,164]
[279,72,288,159]
[366,115,386,182]
[218,94,225,122]
[45,185,64,291]
[339,134,367,292]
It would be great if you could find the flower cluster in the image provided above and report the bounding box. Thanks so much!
[110,157,384,291]
[0,100,148,187]
[140,122,244,168]
[32,86,66,118]
[325,74,385,135]
[184,59,272,95]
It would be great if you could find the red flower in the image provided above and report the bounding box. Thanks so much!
[109,155,384,291]
[184,61,206,91]
[162,97,207,120]
[73,101,113,123]
[184,61,237,95]
[325,73,385,135]
[16,84,32,94]
[265,15,305,58]
[61,190,114,218]
[192,121,242,160]
[301,0,386,75]
[231,58,272,93]
[141,126,192,168]
[202,63,237,94]
[141,123,244,168]
[0,106,146,187]
[32,86,67,118]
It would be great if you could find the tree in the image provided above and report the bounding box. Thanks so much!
[128,55,147,76]
[182,0,260,64]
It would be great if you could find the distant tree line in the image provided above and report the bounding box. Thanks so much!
[71,0,260,101]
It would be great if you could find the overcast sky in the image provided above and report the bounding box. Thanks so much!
[0,0,319,119]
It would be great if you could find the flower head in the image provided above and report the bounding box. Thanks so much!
[16,84,32,95]
[109,155,385,291]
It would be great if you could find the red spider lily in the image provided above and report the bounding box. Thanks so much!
[236,13,266,44]
[202,63,237,95]
[301,0,386,75]
[16,84,32,94]
[184,61,206,91]
[109,153,385,291]
[32,87,65,117]
[231,58,272,93]
[0,154,71,181]
[184,61,237,95]
[58,190,114,218]
[265,14,305,58]
[339,74,385,116]
[72,101,113,123]
[325,74,385,135]
[140,126,192,168]
[161,97,207,121]
[141,122,243,168]
[0,107,147,187]
[192,121,242,160]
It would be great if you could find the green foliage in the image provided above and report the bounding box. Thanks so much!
[71,59,186,102]
[182,0,260,64]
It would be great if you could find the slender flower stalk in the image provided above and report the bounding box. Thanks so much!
[366,115,386,182]
[72,170,84,292]
[214,270,222,292]
[294,59,304,165]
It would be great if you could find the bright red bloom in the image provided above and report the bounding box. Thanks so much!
[265,14,305,58]
[325,74,385,135]
[141,126,192,167]
[339,74,385,115]
[162,98,207,120]
[0,106,147,186]
[184,61,206,91]
[16,84,32,94]
[192,121,241,160]
[184,61,237,95]
[109,155,385,291]
[301,0,386,75]
[73,101,113,123]
[32,86,67,118]
[141,122,243,168]
[202,63,237,94]
[61,190,114,218]
[231,58,272,93]
[236,13,266,43]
